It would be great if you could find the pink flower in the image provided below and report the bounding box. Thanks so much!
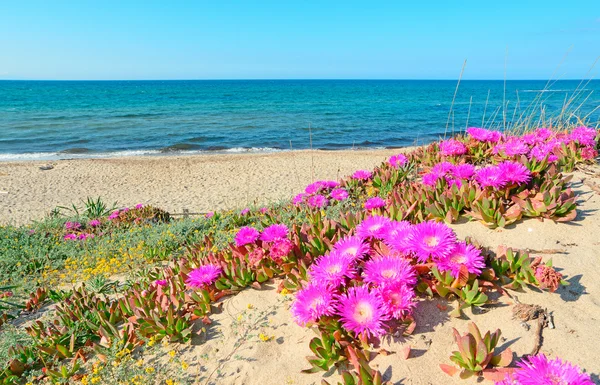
[570,126,597,147]
[291,284,337,326]
[235,226,260,247]
[205,212,214,218]
[248,248,265,266]
[383,221,413,255]
[355,215,392,239]
[407,221,456,263]
[186,265,222,288]
[467,127,502,142]
[293,193,307,205]
[497,161,531,185]
[475,165,508,189]
[269,238,293,262]
[307,194,328,208]
[332,236,370,261]
[64,221,81,230]
[450,163,475,180]
[364,197,386,210]
[431,162,455,176]
[108,210,120,220]
[305,181,324,194]
[436,242,485,278]
[352,170,372,180]
[439,139,467,156]
[493,137,529,156]
[422,172,441,186]
[154,279,168,287]
[240,208,250,215]
[78,233,95,240]
[63,233,78,241]
[309,253,356,288]
[496,354,593,385]
[363,255,416,288]
[529,143,558,162]
[259,207,268,213]
[388,154,408,168]
[260,224,289,242]
[135,203,144,209]
[337,286,389,338]
[330,188,349,201]
[375,282,416,319]
[580,146,598,160]
[88,219,101,227]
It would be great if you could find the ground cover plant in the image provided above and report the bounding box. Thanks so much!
[0,126,598,384]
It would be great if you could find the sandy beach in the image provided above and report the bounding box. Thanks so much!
[0,149,406,225]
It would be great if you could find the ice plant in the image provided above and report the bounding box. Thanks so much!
[355,215,392,239]
[240,208,250,215]
[493,137,529,157]
[332,236,370,261]
[569,126,597,147]
[88,219,101,227]
[439,139,467,156]
[64,221,81,230]
[497,161,531,185]
[534,265,563,293]
[260,224,289,242]
[451,163,476,180]
[467,127,502,142]
[63,233,77,241]
[436,242,485,278]
[291,284,336,326]
[388,153,408,168]
[234,226,260,247]
[337,286,389,338]
[383,220,413,255]
[269,238,293,262]
[375,282,416,319]
[363,255,416,288]
[307,194,328,208]
[293,193,307,205]
[352,170,372,180]
[309,253,355,288]
[475,165,508,189]
[495,354,593,385]
[407,221,456,262]
[330,188,349,201]
[364,197,386,210]
[186,265,222,288]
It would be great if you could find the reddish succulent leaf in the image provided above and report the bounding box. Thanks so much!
[482,367,516,382]
[399,345,411,360]
[439,364,459,377]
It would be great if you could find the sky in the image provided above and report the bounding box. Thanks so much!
[0,1,599,80]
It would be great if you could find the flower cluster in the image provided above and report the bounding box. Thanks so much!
[495,354,593,385]
[293,179,350,208]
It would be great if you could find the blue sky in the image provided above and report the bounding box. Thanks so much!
[0,1,598,80]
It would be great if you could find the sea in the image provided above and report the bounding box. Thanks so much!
[0,80,599,161]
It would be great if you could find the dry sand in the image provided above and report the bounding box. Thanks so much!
[2,152,599,384]
[0,149,405,225]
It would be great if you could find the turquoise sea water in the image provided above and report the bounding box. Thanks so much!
[0,80,598,160]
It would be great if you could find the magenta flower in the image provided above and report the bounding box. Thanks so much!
[436,242,485,278]
[154,279,168,287]
[496,354,593,385]
[235,226,260,247]
[240,208,250,215]
[205,212,214,218]
[309,253,356,288]
[293,193,307,206]
[407,221,456,263]
[352,170,372,180]
[186,265,222,288]
[88,219,101,227]
[291,284,337,326]
[356,215,392,239]
[431,161,455,176]
[135,203,144,209]
[108,210,120,220]
[260,224,289,242]
[332,236,370,261]
[337,286,389,338]
[475,165,508,189]
[78,233,95,240]
[64,221,81,230]
[383,220,413,255]
[63,233,78,241]
[570,126,597,147]
[493,137,529,156]
[259,207,268,213]
[364,197,386,210]
[422,172,441,187]
[497,161,531,185]
[269,238,293,262]
[467,127,502,142]
[307,194,328,208]
[363,255,416,288]
[330,188,349,201]
[388,153,408,168]
[451,163,475,180]
[375,282,416,319]
[529,143,559,162]
[439,139,467,156]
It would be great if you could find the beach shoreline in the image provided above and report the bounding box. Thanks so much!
[0,148,414,225]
